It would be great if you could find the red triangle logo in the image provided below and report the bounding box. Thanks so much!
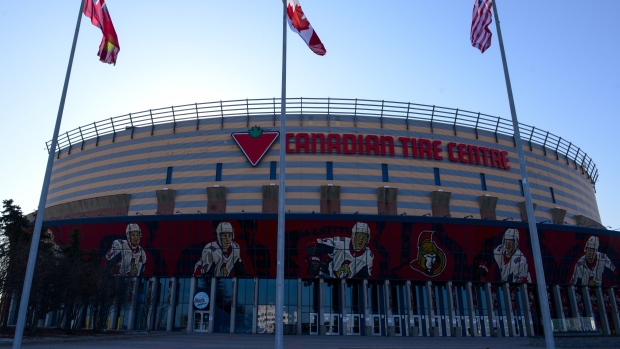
[231,126,279,166]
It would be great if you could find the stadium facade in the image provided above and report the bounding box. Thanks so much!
[18,98,619,337]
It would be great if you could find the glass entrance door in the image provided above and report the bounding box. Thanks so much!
[347,314,361,335]
[193,311,210,332]
[392,315,402,336]
[324,313,339,335]
[310,313,319,335]
[372,315,382,336]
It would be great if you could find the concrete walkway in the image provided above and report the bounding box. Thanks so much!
[3,332,538,349]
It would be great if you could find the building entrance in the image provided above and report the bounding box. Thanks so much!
[193,311,210,332]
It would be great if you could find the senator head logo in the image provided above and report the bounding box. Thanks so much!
[410,230,447,277]
[231,126,279,166]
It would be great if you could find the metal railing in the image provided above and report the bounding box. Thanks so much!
[46,97,598,184]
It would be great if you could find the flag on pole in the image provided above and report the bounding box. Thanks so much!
[470,0,493,53]
[83,0,120,64]
[285,0,326,56]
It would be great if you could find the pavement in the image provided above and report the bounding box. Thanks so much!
[2,331,540,349]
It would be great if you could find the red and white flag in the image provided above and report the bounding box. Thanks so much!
[470,0,493,53]
[83,0,120,64]
[285,0,326,56]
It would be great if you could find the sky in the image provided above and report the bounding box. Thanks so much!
[1,1,619,228]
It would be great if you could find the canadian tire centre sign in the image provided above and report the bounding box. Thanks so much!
[232,127,511,170]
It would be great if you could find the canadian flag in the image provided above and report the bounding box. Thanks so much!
[285,0,326,56]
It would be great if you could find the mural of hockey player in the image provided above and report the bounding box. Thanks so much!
[570,235,617,286]
[477,228,531,283]
[193,222,246,277]
[105,223,147,277]
[305,222,374,278]
[409,231,447,277]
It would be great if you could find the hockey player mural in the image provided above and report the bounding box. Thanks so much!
[477,228,531,283]
[193,222,246,277]
[570,236,617,286]
[105,223,147,277]
[305,222,374,278]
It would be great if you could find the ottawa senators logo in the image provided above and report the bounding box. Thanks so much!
[410,231,447,277]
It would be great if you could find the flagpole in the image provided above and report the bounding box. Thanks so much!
[275,1,287,348]
[491,1,555,348]
[11,1,85,348]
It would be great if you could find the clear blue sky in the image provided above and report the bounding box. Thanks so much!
[1,1,618,228]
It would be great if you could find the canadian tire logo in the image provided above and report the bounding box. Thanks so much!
[231,126,279,166]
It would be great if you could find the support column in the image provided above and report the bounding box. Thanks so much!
[581,286,594,331]
[126,277,139,330]
[595,287,611,335]
[519,284,535,336]
[297,278,302,335]
[186,276,196,333]
[551,285,564,331]
[230,277,238,333]
[252,278,258,334]
[567,286,579,319]
[406,280,415,337]
[208,277,217,333]
[446,282,457,336]
[147,277,158,331]
[426,281,436,336]
[483,283,496,337]
[606,288,620,335]
[341,278,347,336]
[502,283,516,336]
[465,282,478,337]
[166,277,176,332]
[319,278,325,335]
[363,279,371,336]
[385,280,393,336]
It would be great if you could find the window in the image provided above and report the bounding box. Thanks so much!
[216,163,222,181]
[480,173,487,191]
[519,180,524,197]
[270,161,277,180]
[382,164,389,182]
[326,162,333,180]
[434,168,441,186]
[165,166,173,184]
[550,187,556,204]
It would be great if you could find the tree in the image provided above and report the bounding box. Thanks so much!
[0,199,31,328]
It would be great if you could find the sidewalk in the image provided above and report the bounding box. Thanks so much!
[2,332,535,349]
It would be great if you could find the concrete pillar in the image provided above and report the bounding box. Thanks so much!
[208,277,217,333]
[550,285,563,332]
[186,276,196,333]
[519,284,535,337]
[363,279,371,336]
[406,280,415,337]
[426,281,436,336]
[297,278,302,335]
[252,278,259,334]
[230,277,238,333]
[126,277,139,330]
[502,283,516,336]
[385,280,393,336]
[146,277,158,331]
[606,288,620,335]
[108,299,118,331]
[483,283,496,336]
[446,282,457,336]
[341,279,347,336]
[166,277,176,332]
[595,287,610,335]
[581,286,594,331]
[319,278,325,335]
[465,282,478,337]
[567,286,579,319]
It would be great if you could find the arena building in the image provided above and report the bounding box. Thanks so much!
[20,98,619,337]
